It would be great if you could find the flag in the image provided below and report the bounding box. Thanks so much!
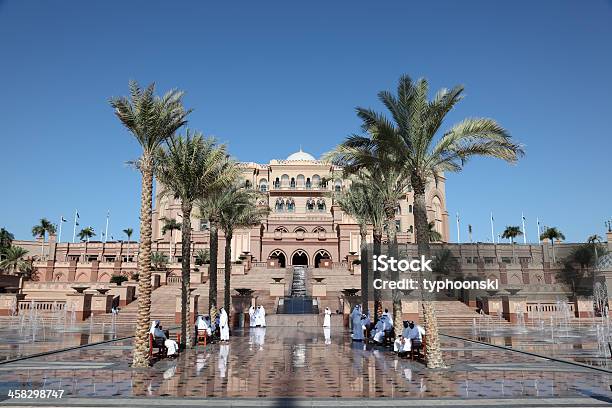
[522,215,526,221]
[76,212,80,218]
[61,217,66,222]
[491,214,494,221]
[76,222,79,226]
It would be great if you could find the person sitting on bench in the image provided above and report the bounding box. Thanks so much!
[150,320,179,357]
[406,320,425,357]
[393,334,410,357]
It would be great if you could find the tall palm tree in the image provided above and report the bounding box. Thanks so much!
[31,218,56,259]
[0,228,14,254]
[0,246,29,274]
[587,234,603,265]
[156,132,237,348]
[218,185,270,313]
[328,74,523,368]
[161,217,182,262]
[123,228,133,261]
[501,225,523,263]
[540,227,565,264]
[78,227,95,242]
[110,80,191,367]
[335,178,385,316]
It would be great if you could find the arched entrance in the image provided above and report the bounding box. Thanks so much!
[291,249,309,266]
[269,249,287,268]
[314,250,332,268]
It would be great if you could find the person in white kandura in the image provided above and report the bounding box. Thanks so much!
[248,305,256,327]
[150,320,179,357]
[255,305,266,327]
[323,307,331,327]
[371,315,388,344]
[219,307,230,341]
[393,334,410,356]
[196,315,212,336]
[349,305,361,331]
[351,312,365,341]
[406,320,425,347]
[382,308,394,329]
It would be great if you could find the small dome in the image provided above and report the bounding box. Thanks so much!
[286,148,316,161]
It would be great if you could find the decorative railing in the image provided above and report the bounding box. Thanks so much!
[18,300,66,311]
[167,276,182,285]
[526,302,575,317]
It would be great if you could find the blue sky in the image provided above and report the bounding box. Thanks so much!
[1,0,611,243]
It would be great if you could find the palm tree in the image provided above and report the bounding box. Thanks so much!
[540,227,565,264]
[0,228,14,254]
[428,221,443,243]
[0,246,29,274]
[78,227,95,242]
[195,249,210,266]
[31,218,56,259]
[161,217,182,262]
[123,228,133,261]
[156,131,237,348]
[110,80,191,367]
[335,178,386,316]
[501,225,523,263]
[151,252,169,270]
[328,74,523,368]
[218,185,270,314]
[587,234,603,265]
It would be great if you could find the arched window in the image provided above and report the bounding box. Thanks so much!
[297,174,305,188]
[432,196,443,238]
[408,204,413,213]
[312,226,326,233]
[281,174,290,187]
[334,179,342,192]
[305,177,311,189]
[275,198,285,212]
[290,177,296,188]
[294,227,306,233]
[286,198,295,212]
[259,178,268,192]
[274,177,280,189]
[306,198,315,212]
[395,205,401,215]
[316,198,326,212]
[245,180,252,189]
[275,226,288,233]
[312,175,321,188]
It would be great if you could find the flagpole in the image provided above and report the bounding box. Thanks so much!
[537,217,542,244]
[58,217,64,243]
[456,212,460,243]
[104,211,110,243]
[490,212,495,244]
[522,212,527,244]
[72,209,78,243]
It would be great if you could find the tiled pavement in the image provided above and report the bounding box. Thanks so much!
[0,326,610,406]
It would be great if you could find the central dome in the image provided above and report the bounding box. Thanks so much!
[286,148,316,161]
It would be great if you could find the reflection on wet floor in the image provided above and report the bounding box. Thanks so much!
[0,326,610,399]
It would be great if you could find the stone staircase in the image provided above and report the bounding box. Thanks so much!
[87,285,177,328]
[418,298,506,329]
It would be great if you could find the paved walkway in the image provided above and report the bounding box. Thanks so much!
[0,327,609,406]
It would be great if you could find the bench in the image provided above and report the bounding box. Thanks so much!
[149,333,167,358]
[411,335,427,360]
[196,329,208,346]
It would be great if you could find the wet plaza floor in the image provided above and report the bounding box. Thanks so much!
[0,326,610,403]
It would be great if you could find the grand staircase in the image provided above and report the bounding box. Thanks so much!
[87,285,177,328]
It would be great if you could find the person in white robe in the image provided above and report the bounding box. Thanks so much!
[406,321,425,347]
[349,305,360,331]
[323,327,331,345]
[371,316,387,344]
[219,307,230,341]
[255,305,266,327]
[149,320,179,357]
[351,312,365,341]
[248,305,256,327]
[196,315,212,336]
[393,335,410,356]
[323,307,331,327]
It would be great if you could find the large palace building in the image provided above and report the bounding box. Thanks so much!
[153,149,450,267]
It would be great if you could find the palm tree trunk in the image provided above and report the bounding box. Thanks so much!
[180,202,192,349]
[372,228,383,322]
[413,180,446,369]
[551,240,556,264]
[208,221,219,319]
[511,239,515,264]
[224,231,232,315]
[132,157,154,368]
[384,209,403,336]
[359,225,369,315]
